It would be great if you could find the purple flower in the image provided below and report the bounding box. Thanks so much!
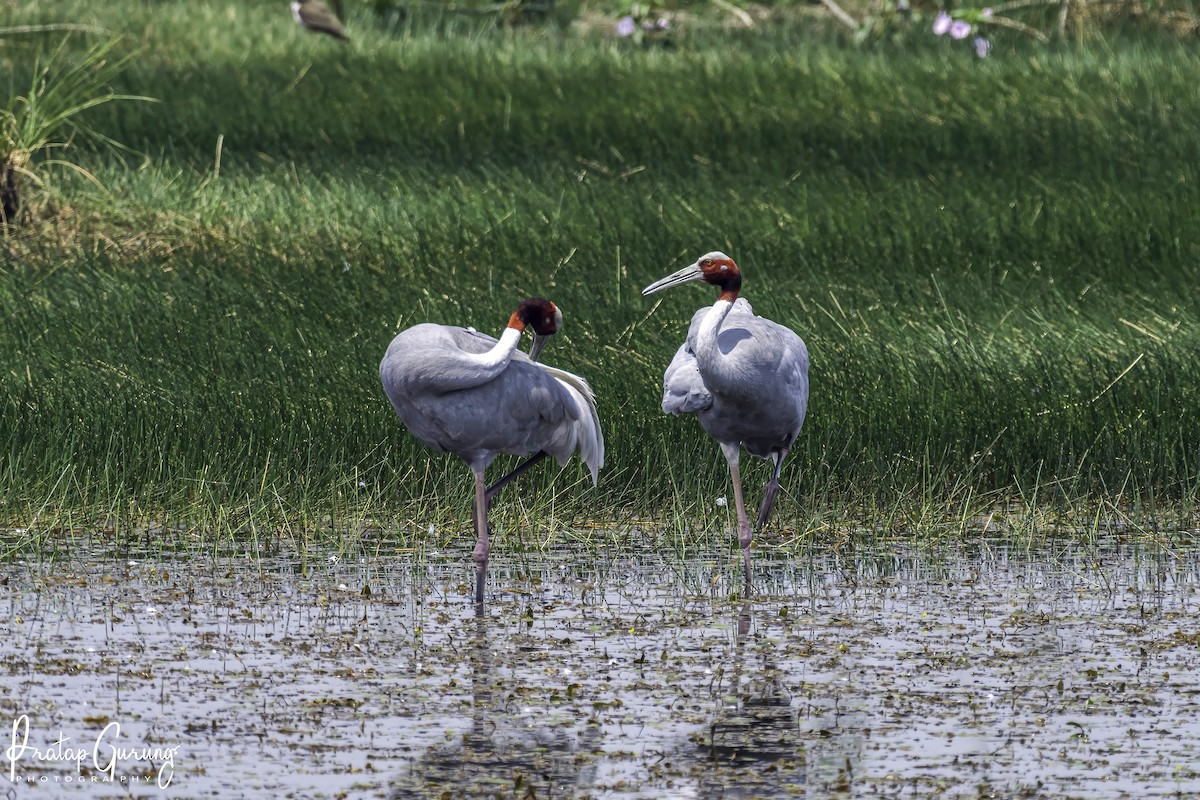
[973,35,992,57]
[949,19,972,38]
[655,16,672,30]
[932,11,952,35]
[982,7,994,18]
[616,15,636,37]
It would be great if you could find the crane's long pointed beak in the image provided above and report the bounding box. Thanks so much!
[528,331,550,363]
[527,304,562,363]
[642,261,703,296]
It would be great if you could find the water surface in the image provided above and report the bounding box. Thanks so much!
[2,537,1199,798]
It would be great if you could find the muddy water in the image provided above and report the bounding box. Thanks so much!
[2,538,1199,799]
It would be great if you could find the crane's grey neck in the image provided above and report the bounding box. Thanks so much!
[465,325,524,373]
[697,298,735,342]
[693,298,751,397]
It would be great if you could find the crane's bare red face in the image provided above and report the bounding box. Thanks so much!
[699,256,740,287]
[696,255,742,300]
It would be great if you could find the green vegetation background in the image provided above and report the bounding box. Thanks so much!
[2,1,1199,550]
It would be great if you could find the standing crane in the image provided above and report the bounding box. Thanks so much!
[380,298,604,602]
[643,252,809,583]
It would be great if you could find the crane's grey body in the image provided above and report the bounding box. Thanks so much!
[644,252,809,585]
[380,310,602,602]
[381,323,602,479]
[662,298,808,458]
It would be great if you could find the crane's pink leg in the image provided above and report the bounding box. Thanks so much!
[756,448,789,530]
[471,466,490,603]
[721,443,753,582]
[468,453,549,603]
[470,451,550,558]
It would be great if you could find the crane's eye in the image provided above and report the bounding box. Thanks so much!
[701,259,712,267]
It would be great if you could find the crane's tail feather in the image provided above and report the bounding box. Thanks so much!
[537,363,605,484]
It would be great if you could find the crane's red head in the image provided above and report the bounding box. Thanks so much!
[641,250,742,302]
[695,252,742,299]
[511,297,561,335]
[508,297,562,362]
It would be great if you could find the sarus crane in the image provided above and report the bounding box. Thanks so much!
[380,298,604,602]
[643,251,809,584]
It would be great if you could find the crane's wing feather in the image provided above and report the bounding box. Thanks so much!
[533,363,604,483]
[662,340,712,415]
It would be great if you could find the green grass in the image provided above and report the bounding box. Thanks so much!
[2,1,1199,550]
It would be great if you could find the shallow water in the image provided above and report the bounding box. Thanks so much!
[2,538,1199,798]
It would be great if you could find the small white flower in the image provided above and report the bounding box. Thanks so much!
[715,497,728,507]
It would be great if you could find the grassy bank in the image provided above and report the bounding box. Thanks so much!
[2,1,1199,549]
